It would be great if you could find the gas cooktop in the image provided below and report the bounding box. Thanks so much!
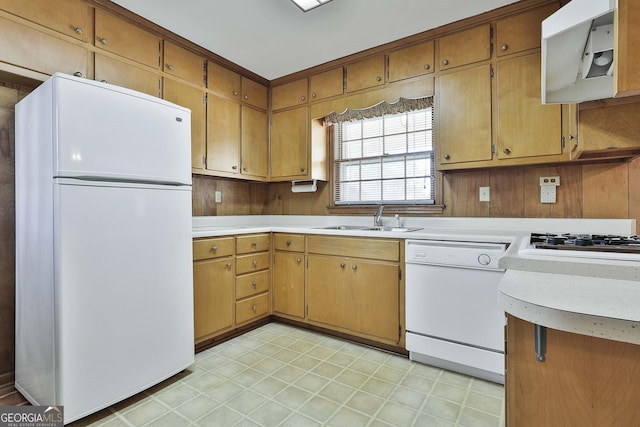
[530,233,640,254]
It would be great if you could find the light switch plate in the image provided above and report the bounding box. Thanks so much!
[479,186,490,202]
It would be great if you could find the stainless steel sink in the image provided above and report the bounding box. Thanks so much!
[364,226,423,232]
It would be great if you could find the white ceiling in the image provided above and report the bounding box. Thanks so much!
[111,0,518,81]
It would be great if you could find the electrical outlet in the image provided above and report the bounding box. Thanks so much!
[215,191,222,203]
[479,186,490,202]
[539,176,560,204]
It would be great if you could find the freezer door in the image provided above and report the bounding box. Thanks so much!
[54,181,194,422]
[53,74,191,184]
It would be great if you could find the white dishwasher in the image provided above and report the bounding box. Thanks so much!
[405,239,507,384]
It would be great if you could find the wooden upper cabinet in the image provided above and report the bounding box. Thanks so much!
[615,0,640,97]
[310,67,343,101]
[95,10,160,69]
[271,78,308,111]
[346,55,385,92]
[496,3,559,57]
[0,16,87,77]
[206,92,240,175]
[163,78,206,170]
[0,0,90,42]
[207,61,241,99]
[241,106,268,179]
[270,106,309,180]
[438,24,491,70]
[388,40,435,82]
[95,54,160,97]
[163,41,205,85]
[241,77,268,110]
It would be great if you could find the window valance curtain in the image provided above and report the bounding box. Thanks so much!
[324,96,433,125]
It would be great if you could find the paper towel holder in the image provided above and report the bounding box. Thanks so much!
[291,179,317,193]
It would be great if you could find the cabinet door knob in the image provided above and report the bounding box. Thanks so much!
[166,64,174,71]
[296,257,302,264]
[226,262,232,268]
[501,44,508,51]
[99,37,108,45]
[352,265,358,271]
[233,90,239,96]
[74,26,83,35]
[243,167,248,172]
[442,59,449,65]
[285,240,291,246]
[312,92,317,98]
[73,72,83,77]
[376,76,382,82]
[443,154,451,160]
[100,80,107,83]
[424,64,430,70]
[300,96,306,101]
[252,304,257,311]
[244,95,249,100]
[300,167,305,172]
[503,147,511,155]
[340,263,345,269]
[212,245,218,252]
[232,165,238,170]
[252,281,257,287]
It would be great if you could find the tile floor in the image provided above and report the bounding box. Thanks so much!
[71,323,505,427]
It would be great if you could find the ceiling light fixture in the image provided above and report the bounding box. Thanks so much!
[290,0,334,12]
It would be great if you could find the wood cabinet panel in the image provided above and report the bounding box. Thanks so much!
[388,40,434,82]
[346,55,385,92]
[236,270,270,300]
[241,106,268,179]
[309,67,343,101]
[163,41,204,85]
[273,234,305,252]
[307,254,349,329]
[193,258,234,342]
[272,78,308,110]
[95,54,160,97]
[207,61,241,99]
[438,24,491,70]
[236,234,271,254]
[236,293,270,325]
[270,106,309,180]
[307,236,399,261]
[438,64,492,165]
[273,251,305,318]
[206,92,240,174]
[577,101,640,155]
[95,10,160,69]
[235,252,270,275]
[496,54,562,159]
[496,3,558,57]
[0,16,87,77]
[241,77,267,110]
[164,78,206,170]
[193,237,234,261]
[614,0,640,97]
[0,0,90,41]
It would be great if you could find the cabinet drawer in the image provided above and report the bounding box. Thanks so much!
[438,24,491,70]
[308,236,399,262]
[236,270,270,300]
[272,78,308,110]
[236,252,270,275]
[163,41,205,85]
[236,234,271,254]
[236,292,270,324]
[95,10,160,69]
[273,234,305,252]
[193,237,234,260]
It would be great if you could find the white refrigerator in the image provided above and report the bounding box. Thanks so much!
[15,73,195,424]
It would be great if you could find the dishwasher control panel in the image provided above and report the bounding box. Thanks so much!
[406,239,507,269]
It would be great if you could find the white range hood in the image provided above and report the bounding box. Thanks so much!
[542,0,615,104]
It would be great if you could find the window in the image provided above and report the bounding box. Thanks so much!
[329,98,434,205]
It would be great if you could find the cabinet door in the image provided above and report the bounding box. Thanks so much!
[310,67,343,101]
[95,10,160,68]
[207,61,241,99]
[496,54,562,159]
[0,0,90,41]
[346,55,385,92]
[438,24,491,70]
[193,258,234,342]
[206,92,240,174]
[241,106,268,179]
[307,255,348,329]
[273,252,305,318]
[164,78,206,171]
[272,78,308,110]
[163,41,205,85]
[0,16,87,77]
[388,40,435,82]
[438,64,492,165]
[95,54,161,97]
[496,3,559,57]
[615,0,640,96]
[242,77,267,110]
[270,107,308,180]
[349,260,399,341]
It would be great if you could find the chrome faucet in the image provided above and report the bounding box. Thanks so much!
[374,205,384,226]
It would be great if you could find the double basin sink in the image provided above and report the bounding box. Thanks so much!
[316,225,422,232]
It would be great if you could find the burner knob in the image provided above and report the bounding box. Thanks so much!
[478,254,492,266]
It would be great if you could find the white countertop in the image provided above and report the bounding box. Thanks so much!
[193,215,640,345]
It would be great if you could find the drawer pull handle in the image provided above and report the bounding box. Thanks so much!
[296,258,302,264]
[251,242,257,246]
[99,37,108,45]
[74,26,83,35]
[252,260,258,267]
[226,262,232,268]
[212,246,218,252]
[252,304,257,311]
[252,281,257,287]
[286,240,291,246]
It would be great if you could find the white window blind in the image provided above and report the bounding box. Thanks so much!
[332,100,434,205]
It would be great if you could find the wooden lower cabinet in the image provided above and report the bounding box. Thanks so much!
[235,234,271,326]
[506,314,640,426]
[193,257,234,343]
[273,251,305,318]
